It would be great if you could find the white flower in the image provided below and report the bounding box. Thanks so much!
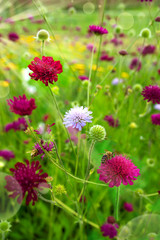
[63,106,93,131]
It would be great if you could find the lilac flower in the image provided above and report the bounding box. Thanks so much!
[63,106,93,131]
[154,104,160,110]
[89,25,108,35]
[0,150,15,161]
[4,118,28,132]
[111,78,123,85]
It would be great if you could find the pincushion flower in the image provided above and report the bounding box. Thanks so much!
[28,56,63,86]
[97,155,140,187]
[141,85,160,104]
[129,58,142,71]
[104,115,119,127]
[7,94,37,116]
[5,160,48,205]
[151,114,160,125]
[0,150,15,161]
[101,221,119,239]
[4,118,28,132]
[32,140,54,159]
[8,32,19,42]
[124,202,133,212]
[63,106,93,131]
[89,25,108,35]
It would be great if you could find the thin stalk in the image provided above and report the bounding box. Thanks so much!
[39,195,99,229]
[145,192,159,197]
[41,40,44,57]
[75,131,81,176]
[2,232,5,240]
[115,187,120,221]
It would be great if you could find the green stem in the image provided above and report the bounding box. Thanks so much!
[41,40,44,57]
[115,187,120,221]
[39,195,99,229]
[145,192,159,197]
[75,132,81,176]
[2,232,5,240]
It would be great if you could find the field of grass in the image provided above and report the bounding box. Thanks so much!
[0,0,160,239]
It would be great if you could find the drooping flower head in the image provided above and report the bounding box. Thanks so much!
[5,160,48,205]
[97,155,140,187]
[4,118,28,132]
[151,113,160,125]
[7,94,37,116]
[28,56,63,86]
[141,85,160,104]
[104,115,119,127]
[32,140,54,159]
[89,25,108,35]
[0,150,15,161]
[63,106,93,131]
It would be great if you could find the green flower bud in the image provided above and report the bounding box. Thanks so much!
[133,84,142,92]
[146,158,155,167]
[114,25,122,34]
[55,184,67,195]
[89,125,106,142]
[140,28,151,38]
[135,188,144,197]
[68,7,76,15]
[36,29,50,41]
[0,221,11,233]
[82,80,91,87]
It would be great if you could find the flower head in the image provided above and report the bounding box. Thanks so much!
[28,56,63,86]
[151,113,160,125]
[142,45,156,56]
[7,94,37,116]
[89,125,106,141]
[101,223,119,239]
[4,118,28,132]
[63,106,92,131]
[36,29,50,41]
[78,75,89,81]
[97,155,140,187]
[89,25,108,35]
[32,140,54,159]
[129,58,142,71]
[8,32,19,42]
[124,202,133,212]
[5,160,48,205]
[141,85,160,104]
[0,150,15,161]
[104,115,119,127]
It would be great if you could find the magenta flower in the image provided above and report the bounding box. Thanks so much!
[141,45,156,56]
[101,223,119,239]
[104,115,119,127]
[138,0,152,2]
[7,94,37,116]
[129,58,142,71]
[89,25,108,35]
[28,56,63,86]
[151,113,160,125]
[100,54,114,61]
[0,150,15,161]
[5,160,48,205]
[155,16,160,22]
[141,85,160,104]
[78,75,89,81]
[97,155,140,187]
[124,202,133,212]
[4,118,28,132]
[8,32,19,41]
[86,43,96,53]
[32,140,54,159]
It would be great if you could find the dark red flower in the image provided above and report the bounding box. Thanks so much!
[97,155,140,187]
[119,50,128,56]
[0,150,15,161]
[8,32,19,41]
[155,16,160,22]
[5,160,48,205]
[124,202,133,212]
[4,118,28,132]
[129,58,142,71]
[104,115,119,127]
[7,94,37,116]
[101,223,119,238]
[151,113,160,125]
[28,56,63,86]
[141,85,160,104]
[89,25,108,35]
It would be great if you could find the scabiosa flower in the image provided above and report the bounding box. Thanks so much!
[4,118,28,132]
[101,222,119,239]
[63,106,93,131]
[138,0,152,2]
[97,155,140,187]
[8,32,19,41]
[142,45,156,56]
[100,54,114,61]
[155,16,160,22]
[124,202,133,212]
[110,37,123,46]
[104,115,119,127]
[129,58,142,71]
[7,94,37,116]
[151,113,160,125]
[89,25,108,35]
[86,43,96,53]
[32,140,54,159]
[141,85,160,104]
[78,75,89,81]
[5,160,48,205]
[28,56,63,86]
[0,150,15,161]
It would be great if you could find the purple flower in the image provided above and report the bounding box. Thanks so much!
[4,118,28,132]
[104,115,119,127]
[110,38,123,46]
[151,113,160,125]
[111,78,123,85]
[154,104,160,110]
[8,32,19,41]
[101,223,119,238]
[129,58,142,71]
[32,140,54,159]
[78,75,89,81]
[7,94,37,116]
[86,43,96,53]
[124,202,133,212]
[97,155,140,187]
[155,16,160,22]
[0,150,15,161]
[5,160,48,205]
[63,106,92,131]
[141,45,156,56]
[100,54,114,61]
[89,25,108,35]
[138,0,152,2]
[141,85,160,104]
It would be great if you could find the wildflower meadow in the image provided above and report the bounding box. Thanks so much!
[0,0,160,239]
